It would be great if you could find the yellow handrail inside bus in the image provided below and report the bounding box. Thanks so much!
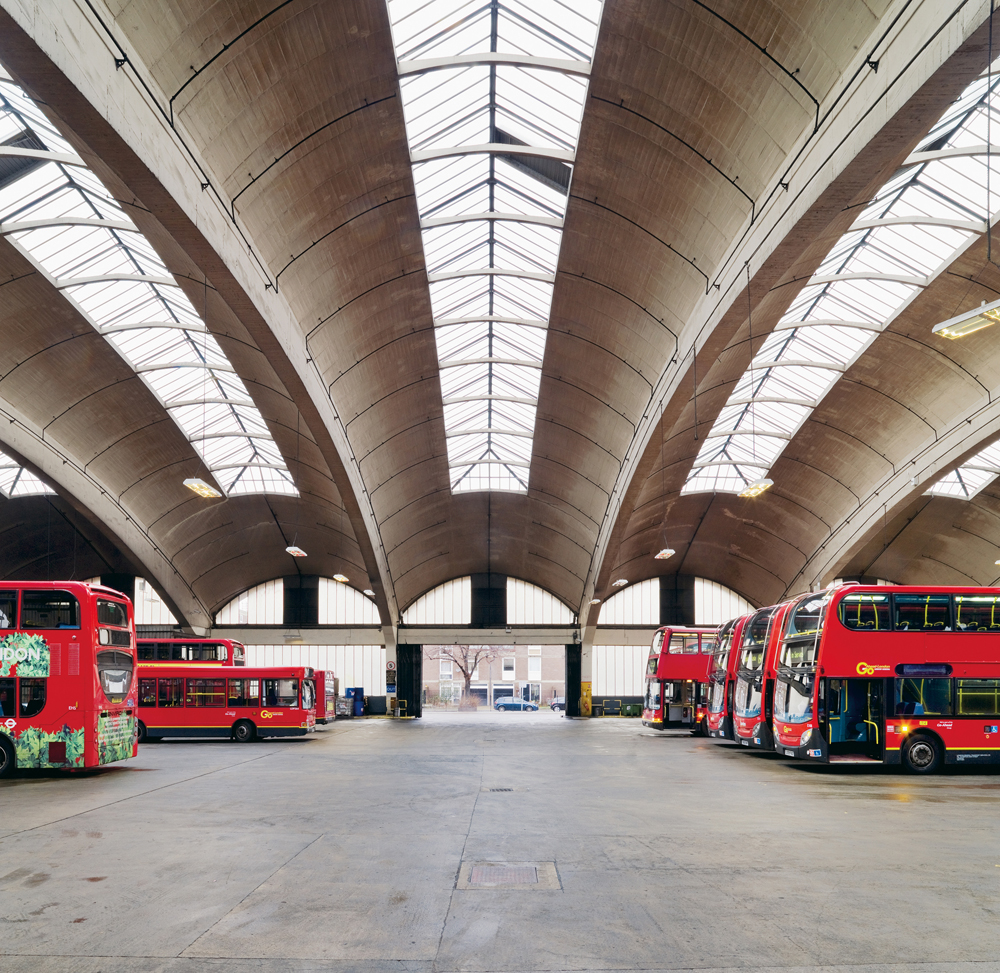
[863,719,879,745]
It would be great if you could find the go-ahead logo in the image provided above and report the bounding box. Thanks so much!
[856,661,891,675]
[260,710,283,719]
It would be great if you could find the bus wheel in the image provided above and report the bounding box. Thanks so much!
[232,720,256,743]
[903,734,942,774]
[137,720,148,744]
[0,735,15,778]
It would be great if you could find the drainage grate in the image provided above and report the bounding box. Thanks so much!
[469,864,538,886]
[484,787,513,792]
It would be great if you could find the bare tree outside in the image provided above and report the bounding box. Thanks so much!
[426,644,502,708]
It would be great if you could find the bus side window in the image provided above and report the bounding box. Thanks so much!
[19,678,45,717]
[158,678,184,708]
[139,678,156,706]
[0,677,13,717]
[895,677,953,716]
[137,643,155,661]
[957,679,1000,715]
[0,592,15,629]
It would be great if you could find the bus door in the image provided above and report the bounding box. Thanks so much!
[666,680,695,724]
[826,678,884,757]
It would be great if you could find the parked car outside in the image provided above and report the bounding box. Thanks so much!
[549,697,565,711]
[494,698,539,711]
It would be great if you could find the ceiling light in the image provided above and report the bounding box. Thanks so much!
[933,298,1000,339]
[995,559,1000,566]
[612,579,628,587]
[739,478,773,499]
[333,574,349,583]
[654,548,675,560]
[285,546,307,557]
[363,589,375,597]
[590,598,601,605]
[183,477,221,498]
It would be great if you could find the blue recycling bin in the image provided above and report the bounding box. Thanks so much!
[347,687,364,717]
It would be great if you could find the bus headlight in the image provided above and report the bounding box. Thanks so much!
[799,727,813,746]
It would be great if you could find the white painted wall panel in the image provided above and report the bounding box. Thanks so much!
[402,577,471,624]
[507,578,573,624]
[244,644,386,693]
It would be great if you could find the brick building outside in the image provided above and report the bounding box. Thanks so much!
[422,644,565,707]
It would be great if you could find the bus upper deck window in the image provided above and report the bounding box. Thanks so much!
[894,594,950,631]
[839,594,889,630]
[954,595,1000,632]
[0,592,15,629]
[97,650,133,704]
[21,590,80,629]
[97,599,128,629]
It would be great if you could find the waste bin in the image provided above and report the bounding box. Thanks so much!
[348,687,364,717]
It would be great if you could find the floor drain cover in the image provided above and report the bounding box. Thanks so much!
[470,864,537,886]
[456,861,561,890]
[484,787,513,792]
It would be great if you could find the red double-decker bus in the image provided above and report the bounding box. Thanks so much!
[733,601,793,750]
[136,664,316,742]
[0,581,137,777]
[642,627,717,733]
[706,612,753,740]
[137,637,245,665]
[772,584,1000,773]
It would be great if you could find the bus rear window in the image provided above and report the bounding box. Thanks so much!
[233,643,246,665]
[839,594,889,631]
[21,590,79,629]
[894,594,949,631]
[954,595,1000,632]
[97,599,128,628]
[669,636,700,654]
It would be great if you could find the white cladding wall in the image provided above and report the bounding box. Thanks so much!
[215,579,283,625]
[214,579,380,625]
[402,577,471,624]
[695,579,754,625]
[133,578,178,626]
[318,578,380,625]
[507,578,574,624]
[593,645,647,696]
[598,579,659,625]
[244,644,386,694]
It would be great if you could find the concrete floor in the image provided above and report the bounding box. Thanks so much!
[2,710,1000,973]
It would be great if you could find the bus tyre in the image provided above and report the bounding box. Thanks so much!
[232,720,256,743]
[0,734,14,778]
[903,734,942,774]
[137,720,147,744]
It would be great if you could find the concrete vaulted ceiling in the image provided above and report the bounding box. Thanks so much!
[0,0,994,633]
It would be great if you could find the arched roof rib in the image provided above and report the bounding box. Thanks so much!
[387,0,603,494]
[683,65,1000,497]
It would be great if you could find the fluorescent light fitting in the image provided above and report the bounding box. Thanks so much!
[183,477,221,498]
[995,559,1000,566]
[285,545,307,557]
[590,598,602,605]
[363,589,375,597]
[612,578,628,587]
[933,298,1000,339]
[739,478,774,499]
[654,548,676,560]
[333,574,349,583]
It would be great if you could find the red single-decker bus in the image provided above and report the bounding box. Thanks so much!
[642,627,717,733]
[0,581,137,776]
[137,663,316,742]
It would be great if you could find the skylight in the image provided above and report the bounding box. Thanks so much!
[927,440,1000,500]
[0,450,53,498]
[684,66,1000,496]
[0,68,297,498]
[387,0,603,492]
